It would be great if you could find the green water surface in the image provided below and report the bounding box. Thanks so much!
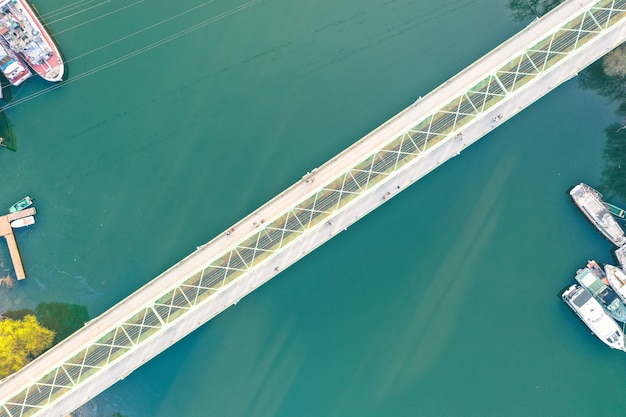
[1,0,625,416]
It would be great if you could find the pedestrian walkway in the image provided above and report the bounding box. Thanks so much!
[2,1,626,416]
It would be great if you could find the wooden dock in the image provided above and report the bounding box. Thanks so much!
[0,207,36,280]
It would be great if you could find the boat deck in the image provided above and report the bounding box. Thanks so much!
[571,184,626,247]
[0,207,36,280]
[616,245,626,271]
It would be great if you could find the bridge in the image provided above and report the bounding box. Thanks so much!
[2,0,626,415]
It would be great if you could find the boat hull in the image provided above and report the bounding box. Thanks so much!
[10,215,34,228]
[563,284,626,351]
[605,264,626,305]
[8,196,33,213]
[574,262,626,322]
[570,183,626,247]
[616,245,626,271]
[0,0,64,82]
[0,37,30,86]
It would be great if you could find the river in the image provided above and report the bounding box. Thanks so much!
[1,0,625,416]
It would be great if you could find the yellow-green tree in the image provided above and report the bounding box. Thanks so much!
[0,315,54,378]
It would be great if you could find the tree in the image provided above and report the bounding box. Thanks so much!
[580,59,626,104]
[508,0,564,21]
[2,308,35,320]
[578,46,626,201]
[34,302,89,345]
[603,44,626,77]
[0,315,54,378]
[599,125,626,201]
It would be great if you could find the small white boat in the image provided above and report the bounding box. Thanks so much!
[605,264,626,305]
[10,215,35,228]
[616,245,626,271]
[8,195,33,213]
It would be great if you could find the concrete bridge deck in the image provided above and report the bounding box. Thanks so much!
[2,0,626,416]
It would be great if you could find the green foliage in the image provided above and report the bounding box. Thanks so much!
[0,110,16,152]
[578,55,626,201]
[3,309,35,320]
[0,301,90,379]
[508,0,564,21]
[603,45,626,77]
[599,125,626,201]
[34,302,90,344]
[0,315,54,378]
[579,60,626,104]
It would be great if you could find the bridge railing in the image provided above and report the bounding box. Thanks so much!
[2,1,625,416]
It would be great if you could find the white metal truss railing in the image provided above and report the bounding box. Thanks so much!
[2,1,626,416]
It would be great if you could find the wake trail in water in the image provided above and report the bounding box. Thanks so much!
[46,0,114,25]
[54,0,145,34]
[2,0,261,111]
[38,0,94,20]
[66,0,216,63]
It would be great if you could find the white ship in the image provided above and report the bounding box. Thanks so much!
[605,264,626,305]
[575,261,626,322]
[562,284,626,351]
[0,0,64,82]
[570,183,626,247]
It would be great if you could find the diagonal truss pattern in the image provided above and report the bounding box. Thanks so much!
[2,1,626,416]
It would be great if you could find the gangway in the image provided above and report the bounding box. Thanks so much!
[2,0,626,416]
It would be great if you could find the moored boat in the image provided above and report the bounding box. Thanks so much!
[616,245,626,271]
[570,183,626,247]
[562,283,626,351]
[0,0,63,82]
[605,264,626,305]
[605,202,626,220]
[0,36,29,85]
[8,195,32,212]
[10,215,34,228]
[575,261,626,322]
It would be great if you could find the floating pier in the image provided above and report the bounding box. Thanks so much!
[0,207,36,280]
